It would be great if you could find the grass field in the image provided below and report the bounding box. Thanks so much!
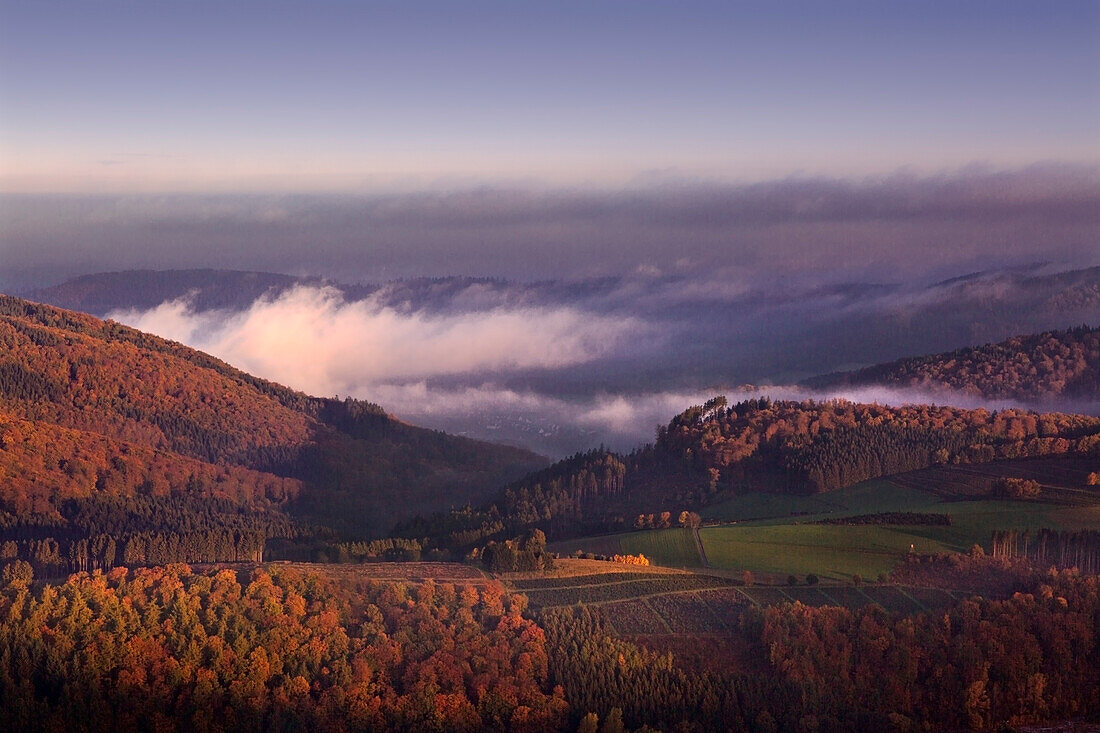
[548,527,703,568]
[890,456,1100,506]
[557,456,1100,579]
[502,557,688,580]
[509,566,957,621]
[518,574,735,609]
[699,478,939,523]
[698,524,956,580]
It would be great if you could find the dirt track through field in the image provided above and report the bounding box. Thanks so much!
[692,526,711,568]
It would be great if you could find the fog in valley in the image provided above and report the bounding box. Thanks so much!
[6,166,1100,456]
[106,265,1100,457]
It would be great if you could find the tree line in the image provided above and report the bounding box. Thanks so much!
[0,493,304,577]
[991,528,1100,574]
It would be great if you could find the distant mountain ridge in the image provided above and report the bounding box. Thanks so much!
[23,265,1100,358]
[751,265,1100,382]
[21,269,339,314]
[807,324,1100,404]
[19,268,529,317]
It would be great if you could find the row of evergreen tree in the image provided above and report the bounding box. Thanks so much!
[779,424,973,492]
[990,528,1100,574]
[0,493,300,576]
[1,528,266,576]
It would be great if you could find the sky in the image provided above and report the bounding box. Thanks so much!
[1,1,1097,192]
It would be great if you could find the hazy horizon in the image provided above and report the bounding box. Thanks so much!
[3,164,1098,291]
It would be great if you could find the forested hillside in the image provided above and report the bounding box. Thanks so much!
[810,325,1100,403]
[655,397,1100,494]
[400,396,1100,553]
[2,554,1098,731]
[0,296,544,572]
[0,564,567,732]
[2,299,1099,732]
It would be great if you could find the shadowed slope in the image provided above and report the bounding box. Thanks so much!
[0,295,546,539]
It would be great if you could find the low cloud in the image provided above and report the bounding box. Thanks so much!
[104,286,711,455]
[375,381,1061,457]
[739,384,1030,413]
[97,264,1100,457]
[99,283,1100,458]
[380,382,716,438]
[108,285,650,402]
[368,381,719,455]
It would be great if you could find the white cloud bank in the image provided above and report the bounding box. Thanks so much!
[364,380,1053,456]
[108,288,718,453]
[109,284,648,400]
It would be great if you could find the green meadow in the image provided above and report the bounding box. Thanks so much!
[698,524,953,580]
[556,459,1100,580]
[549,527,703,568]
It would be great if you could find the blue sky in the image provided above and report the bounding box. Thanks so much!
[2,0,1097,192]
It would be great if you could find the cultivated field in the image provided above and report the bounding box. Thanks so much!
[500,557,690,580]
[518,565,972,675]
[509,565,962,616]
[517,573,735,609]
[555,456,1100,580]
[890,456,1100,505]
[698,478,936,522]
[261,561,491,583]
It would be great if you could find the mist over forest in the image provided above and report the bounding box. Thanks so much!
[5,166,1099,456]
[22,262,1099,457]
